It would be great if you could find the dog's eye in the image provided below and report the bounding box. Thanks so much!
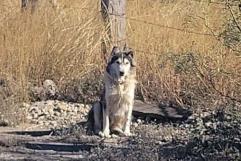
[116,61,120,64]
[125,61,130,65]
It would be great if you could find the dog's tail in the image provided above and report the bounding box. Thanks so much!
[86,102,103,135]
[86,105,94,134]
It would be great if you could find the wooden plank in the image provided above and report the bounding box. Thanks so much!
[25,142,96,152]
[7,130,52,137]
[24,140,132,152]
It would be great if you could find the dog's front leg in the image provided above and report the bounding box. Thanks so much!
[99,107,111,138]
[123,104,133,136]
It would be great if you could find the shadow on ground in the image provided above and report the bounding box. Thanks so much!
[2,108,241,161]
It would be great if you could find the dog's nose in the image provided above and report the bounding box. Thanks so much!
[119,71,124,76]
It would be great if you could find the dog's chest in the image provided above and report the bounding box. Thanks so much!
[105,84,134,112]
[106,83,134,100]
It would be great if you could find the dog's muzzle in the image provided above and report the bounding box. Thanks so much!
[119,71,124,77]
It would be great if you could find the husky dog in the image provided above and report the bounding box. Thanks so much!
[87,46,136,137]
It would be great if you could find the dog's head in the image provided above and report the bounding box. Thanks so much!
[106,46,135,84]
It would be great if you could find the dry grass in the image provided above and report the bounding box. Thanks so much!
[0,0,105,124]
[0,0,240,124]
[127,0,241,107]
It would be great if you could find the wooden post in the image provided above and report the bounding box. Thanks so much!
[21,0,28,8]
[21,0,58,12]
[101,0,127,48]
[21,0,38,13]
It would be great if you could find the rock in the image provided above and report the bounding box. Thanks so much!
[48,108,54,116]
[137,119,142,124]
[30,79,58,101]
[53,106,62,113]
[72,108,78,114]
[42,80,58,96]
[57,101,67,110]
[38,115,45,120]
[54,111,61,117]
[31,113,38,119]
[44,122,50,126]
[133,122,138,128]
[200,112,211,118]
[26,115,33,120]
[49,121,58,127]
[0,119,9,126]
[37,120,44,125]
[29,106,38,113]
[205,121,212,128]
[61,112,67,117]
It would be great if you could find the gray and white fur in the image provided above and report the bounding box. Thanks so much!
[87,46,136,137]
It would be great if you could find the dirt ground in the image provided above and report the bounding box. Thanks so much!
[0,106,241,161]
[0,123,186,161]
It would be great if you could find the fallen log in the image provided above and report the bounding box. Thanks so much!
[133,100,192,122]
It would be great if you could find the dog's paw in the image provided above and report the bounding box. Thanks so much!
[111,134,119,138]
[98,131,111,138]
[111,127,124,135]
[123,131,134,137]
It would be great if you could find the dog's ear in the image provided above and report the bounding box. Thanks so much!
[123,43,127,51]
[127,50,134,58]
[111,46,119,56]
[126,50,136,67]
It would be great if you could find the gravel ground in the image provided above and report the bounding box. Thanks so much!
[0,100,241,161]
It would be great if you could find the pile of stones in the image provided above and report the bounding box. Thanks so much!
[24,100,90,128]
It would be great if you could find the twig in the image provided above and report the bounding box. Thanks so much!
[226,2,241,33]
